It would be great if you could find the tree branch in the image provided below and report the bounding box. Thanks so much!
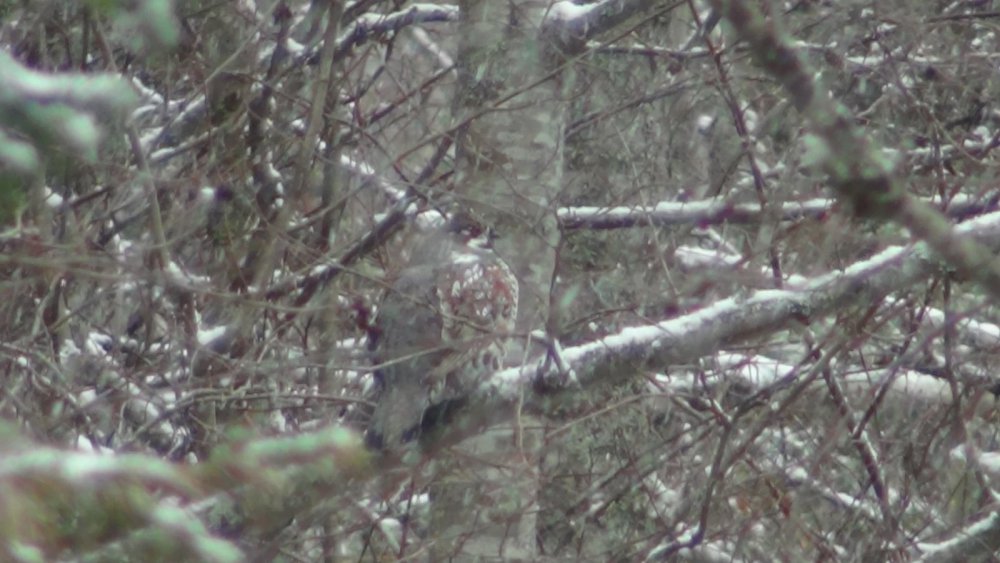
[557,190,1000,230]
[709,0,1000,300]
[917,511,1000,563]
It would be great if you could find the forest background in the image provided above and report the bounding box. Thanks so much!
[3,1,1000,561]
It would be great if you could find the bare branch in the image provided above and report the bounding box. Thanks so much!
[710,0,1000,300]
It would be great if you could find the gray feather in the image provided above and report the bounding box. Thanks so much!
[367,263,446,448]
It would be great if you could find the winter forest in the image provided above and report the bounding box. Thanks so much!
[4,0,1000,561]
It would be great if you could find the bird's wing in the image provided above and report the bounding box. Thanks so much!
[367,265,447,448]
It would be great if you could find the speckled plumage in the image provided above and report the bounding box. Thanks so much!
[366,216,518,450]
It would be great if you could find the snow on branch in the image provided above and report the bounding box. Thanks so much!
[558,190,1000,230]
[917,511,1000,563]
[710,0,1000,300]
[334,4,458,59]
[0,426,366,560]
[489,210,1000,403]
[589,41,711,59]
[544,0,667,49]
[0,445,239,561]
[558,198,832,229]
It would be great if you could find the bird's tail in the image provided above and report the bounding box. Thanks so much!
[365,379,430,450]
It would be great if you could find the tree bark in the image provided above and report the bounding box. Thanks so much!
[428,1,567,559]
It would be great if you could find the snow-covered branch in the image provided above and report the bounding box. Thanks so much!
[917,511,1000,563]
[558,191,1000,230]
[559,198,833,229]
[710,0,1000,300]
[489,210,1000,403]
[334,4,458,59]
[544,0,670,49]
[0,426,365,560]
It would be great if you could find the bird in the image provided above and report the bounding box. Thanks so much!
[365,212,518,451]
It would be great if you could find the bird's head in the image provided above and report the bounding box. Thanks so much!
[445,211,497,250]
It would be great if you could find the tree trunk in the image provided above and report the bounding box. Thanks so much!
[428,1,566,560]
